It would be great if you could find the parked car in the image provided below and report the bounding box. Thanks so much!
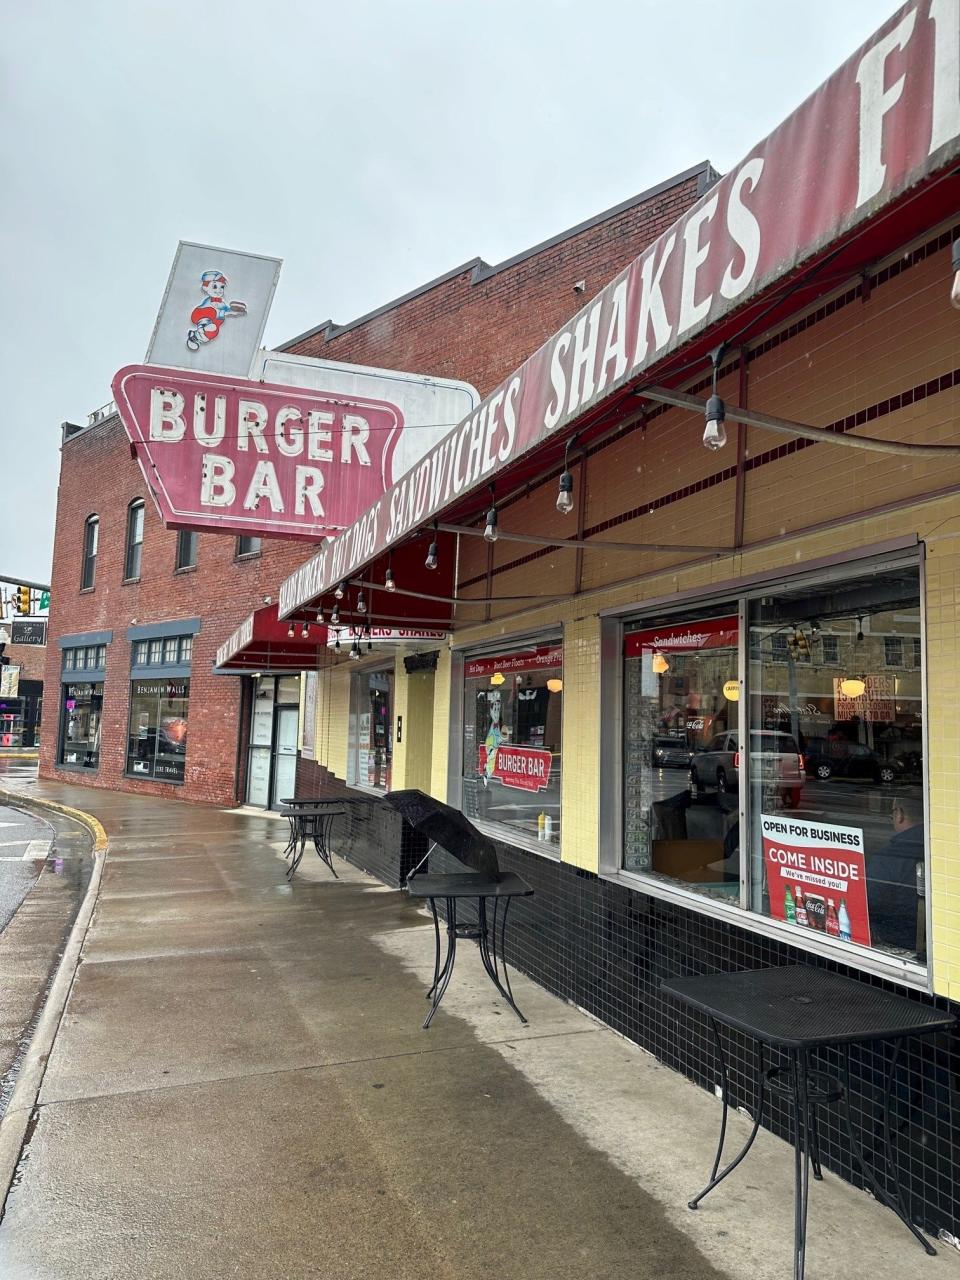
[689,729,804,807]
[651,736,694,768]
[803,737,900,784]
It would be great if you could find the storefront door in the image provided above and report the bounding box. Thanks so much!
[271,707,299,808]
[246,675,301,810]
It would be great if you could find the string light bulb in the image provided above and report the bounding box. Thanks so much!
[425,522,439,570]
[385,563,396,592]
[484,506,499,543]
[331,603,340,626]
[287,622,295,639]
[334,582,345,600]
[556,471,574,514]
[301,622,310,638]
[356,590,367,614]
[702,343,728,451]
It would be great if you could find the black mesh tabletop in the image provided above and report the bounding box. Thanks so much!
[662,966,955,1049]
[406,872,533,899]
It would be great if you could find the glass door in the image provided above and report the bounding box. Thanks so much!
[246,679,275,807]
[271,706,299,808]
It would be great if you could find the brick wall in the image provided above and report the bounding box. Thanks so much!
[40,163,713,803]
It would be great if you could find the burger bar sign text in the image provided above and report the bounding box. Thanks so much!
[113,366,404,541]
[280,2,960,616]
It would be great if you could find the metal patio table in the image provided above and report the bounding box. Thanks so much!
[279,804,345,880]
[661,966,955,1280]
[405,871,533,1029]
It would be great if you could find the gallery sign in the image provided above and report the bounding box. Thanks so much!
[10,620,47,647]
[280,2,960,616]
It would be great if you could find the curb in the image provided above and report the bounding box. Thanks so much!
[0,790,108,1214]
[0,788,108,853]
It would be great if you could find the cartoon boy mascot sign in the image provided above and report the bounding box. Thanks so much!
[186,270,247,352]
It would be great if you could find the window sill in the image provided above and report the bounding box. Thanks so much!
[601,866,931,992]
[56,760,99,774]
[173,564,197,576]
[235,552,262,563]
[79,587,95,595]
[124,771,184,786]
[472,817,561,861]
[121,577,141,586]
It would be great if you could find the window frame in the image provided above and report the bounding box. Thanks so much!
[346,663,395,794]
[123,499,145,583]
[58,680,105,772]
[599,547,930,991]
[235,535,262,559]
[81,515,99,591]
[450,628,564,860]
[175,529,198,572]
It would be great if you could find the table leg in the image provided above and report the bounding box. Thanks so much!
[313,816,339,878]
[839,1042,937,1256]
[423,897,458,1030]
[689,1021,766,1210]
[792,1049,812,1280]
[282,813,297,860]
[287,817,307,880]
[478,897,527,1025]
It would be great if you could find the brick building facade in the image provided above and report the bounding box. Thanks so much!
[39,162,714,804]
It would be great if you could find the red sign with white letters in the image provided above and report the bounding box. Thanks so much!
[280,3,960,615]
[762,814,871,946]
[478,743,553,793]
[113,365,402,542]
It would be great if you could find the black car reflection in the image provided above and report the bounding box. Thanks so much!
[804,737,900,784]
[651,736,694,768]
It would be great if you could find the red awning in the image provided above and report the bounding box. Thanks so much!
[214,603,328,673]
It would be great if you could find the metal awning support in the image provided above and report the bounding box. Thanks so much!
[639,387,960,458]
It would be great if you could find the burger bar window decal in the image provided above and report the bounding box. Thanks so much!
[186,269,247,352]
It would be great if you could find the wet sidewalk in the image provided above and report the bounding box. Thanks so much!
[0,779,957,1280]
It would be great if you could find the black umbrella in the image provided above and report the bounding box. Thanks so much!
[383,789,500,879]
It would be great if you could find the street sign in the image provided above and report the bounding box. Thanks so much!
[10,620,46,647]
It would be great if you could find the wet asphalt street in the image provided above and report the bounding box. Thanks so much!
[0,805,51,935]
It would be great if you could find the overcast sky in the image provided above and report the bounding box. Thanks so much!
[0,0,889,585]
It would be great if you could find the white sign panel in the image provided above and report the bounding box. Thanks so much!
[146,241,281,377]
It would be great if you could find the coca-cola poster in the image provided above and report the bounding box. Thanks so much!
[478,743,552,793]
[762,814,871,946]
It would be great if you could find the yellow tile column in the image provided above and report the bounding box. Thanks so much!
[560,618,601,871]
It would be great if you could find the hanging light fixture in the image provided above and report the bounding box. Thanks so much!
[334,631,341,652]
[334,582,345,600]
[856,614,864,643]
[331,603,340,626]
[484,484,499,543]
[425,521,439,570]
[840,676,866,698]
[702,343,728,452]
[316,605,324,623]
[301,621,310,638]
[556,433,579,515]
[287,622,295,639]
[349,636,362,660]
[385,555,396,592]
[490,671,505,686]
[356,590,367,614]
[547,677,563,693]
[651,651,670,674]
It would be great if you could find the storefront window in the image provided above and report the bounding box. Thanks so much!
[748,564,924,963]
[59,682,103,770]
[126,678,190,783]
[623,614,739,897]
[619,560,926,968]
[461,644,563,848]
[349,669,393,791]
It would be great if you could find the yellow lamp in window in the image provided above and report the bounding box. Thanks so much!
[490,672,505,686]
[722,679,740,701]
[547,678,563,693]
[840,676,866,698]
[651,652,670,674]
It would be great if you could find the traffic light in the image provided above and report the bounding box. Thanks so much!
[15,586,30,614]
